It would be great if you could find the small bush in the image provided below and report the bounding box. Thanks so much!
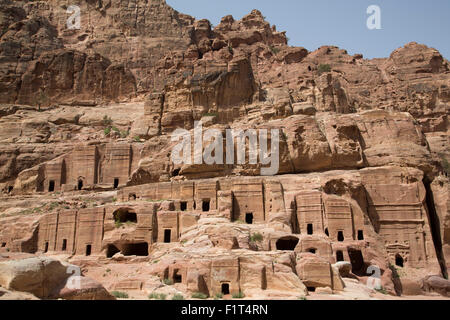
[172,294,184,300]
[269,46,280,54]
[148,292,167,300]
[298,296,307,300]
[103,115,113,126]
[120,130,129,138]
[318,64,331,75]
[163,278,173,285]
[133,135,141,142]
[202,112,218,117]
[214,293,223,300]
[192,292,208,299]
[114,221,123,228]
[232,291,245,299]
[111,291,129,299]
[112,126,120,133]
[250,233,263,243]
[104,127,111,136]
[228,45,233,54]
[375,287,389,295]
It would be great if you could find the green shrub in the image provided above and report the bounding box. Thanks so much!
[103,115,113,126]
[250,233,263,243]
[163,278,173,285]
[172,294,184,300]
[269,46,280,54]
[232,291,245,299]
[120,130,129,138]
[114,221,123,228]
[318,64,331,75]
[298,296,307,300]
[159,293,167,300]
[192,292,208,299]
[112,126,120,133]
[214,293,223,300]
[228,45,233,54]
[148,292,167,300]
[104,127,111,136]
[133,135,141,142]
[375,287,389,295]
[202,112,218,117]
[111,291,129,299]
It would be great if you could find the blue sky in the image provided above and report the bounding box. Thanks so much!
[166,0,450,59]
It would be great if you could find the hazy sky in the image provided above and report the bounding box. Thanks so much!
[166,0,450,59]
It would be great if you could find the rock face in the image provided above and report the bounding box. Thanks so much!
[0,0,448,300]
[0,256,114,299]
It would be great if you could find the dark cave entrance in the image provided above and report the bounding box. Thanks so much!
[395,254,404,267]
[173,269,182,283]
[307,224,313,235]
[114,178,119,189]
[276,236,299,251]
[106,244,120,258]
[357,230,364,240]
[113,209,137,224]
[180,201,187,211]
[202,199,210,212]
[48,180,55,192]
[348,249,364,275]
[221,283,230,295]
[337,231,345,242]
[245,213,253,224]
[85,244,92,256]
[164,229,172,243]
[121,243,148,256]
[77,179,83,191]
[336,250,344,262]
[61,239,67,251]
[423,177,448,279]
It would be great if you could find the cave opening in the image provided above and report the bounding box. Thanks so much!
[173,269,182,283]
[113,209,137,224]
[180,201,187,211]
[44,242,49,253]
[172,169,180,177]
[336,250,344,262]
[308,248,316,254]
[221,283,230,295]
[245,213,253,224]
[1,242,6,247]
[276,236,299,251]
[62,239,67,251]
[106,244,120,258]
[48,180,55,192]
[395,254,404,267]
[307,224,313,235]
[114,178,119,189]
[325,228,329,237]
[358,230,364,240]
[77,179,83,191]
[164,229,172,243]
[348,249,364,275]
[202,199,210,212]
[85,244,92,256]
[423,177,448,279]
[121,243,148,256]
[337,231,345,242]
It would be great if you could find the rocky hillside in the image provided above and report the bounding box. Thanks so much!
[0,0,449,300]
